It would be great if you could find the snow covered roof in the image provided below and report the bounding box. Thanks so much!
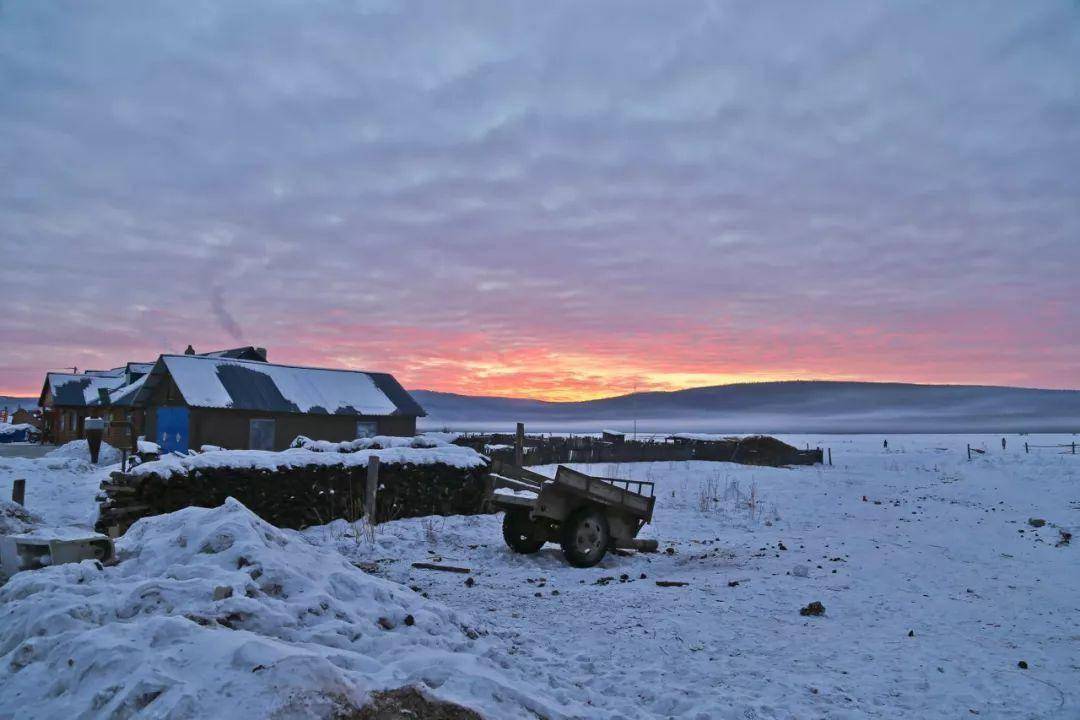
[125,362,155,375]
[134,355,426,417]
[105,373,148,407]
[200,346,267,361]
[41,372,127,407]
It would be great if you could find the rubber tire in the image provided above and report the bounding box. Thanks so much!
[502,509,545,554]
[560,506,611,568]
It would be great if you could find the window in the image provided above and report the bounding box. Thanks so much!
[356,421,377,439]
[249,419,275,450]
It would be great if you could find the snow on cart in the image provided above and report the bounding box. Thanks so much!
[487,461,658,567]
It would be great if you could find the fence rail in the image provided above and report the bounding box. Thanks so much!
[1023,441,1077,454]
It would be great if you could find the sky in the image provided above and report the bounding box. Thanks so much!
[1,1,1078,401]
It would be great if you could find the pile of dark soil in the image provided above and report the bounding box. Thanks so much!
[340,687,483,720]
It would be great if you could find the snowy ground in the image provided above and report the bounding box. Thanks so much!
[1,434,1078,718]
[309,434,1080,719]
[0,499,587,719]
[0,442,116,529]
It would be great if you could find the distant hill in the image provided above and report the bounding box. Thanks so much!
[0,396,37,413]
[9,383,1078,433]
[412,381,1080,433]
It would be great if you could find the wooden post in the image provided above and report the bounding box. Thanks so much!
[365,455,380,526]
[1025,442,1029,454]
[1073,442,1076,455]
[515,422,525,467]
[967,444,971,461]
[12,479,25,506]
[828,448,832,466]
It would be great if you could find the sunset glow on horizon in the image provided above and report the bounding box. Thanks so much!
[3,310,1075,401]
[1,3,1077,400]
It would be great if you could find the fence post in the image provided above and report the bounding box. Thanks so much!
[515,422,525,467]
[12,478,25,506]
[828,448,832,466]
[365,455,380,526]
[1025,442,1029,454]
[1073,442,1076,455]
[967,444,971,461]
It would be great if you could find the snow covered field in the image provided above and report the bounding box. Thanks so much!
[1,434,1077,718]
[312,434,1080,719]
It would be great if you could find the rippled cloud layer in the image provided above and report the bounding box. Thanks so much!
[1,1,1077,398]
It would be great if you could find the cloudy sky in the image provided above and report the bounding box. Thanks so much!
[1,1,1077,399]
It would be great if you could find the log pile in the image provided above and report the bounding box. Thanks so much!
[96,458,490,536]
[453,433,822,467]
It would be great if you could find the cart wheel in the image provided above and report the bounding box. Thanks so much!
[502,509,545,554]
[560,507,610,568]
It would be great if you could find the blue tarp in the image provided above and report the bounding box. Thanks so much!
[0,425,36,443]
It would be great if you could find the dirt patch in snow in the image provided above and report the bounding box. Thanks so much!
[341,687,483,720]
[0,498,40,534]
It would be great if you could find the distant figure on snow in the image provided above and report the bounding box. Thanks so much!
[1002,437,1007,450]
[883,439,889,450]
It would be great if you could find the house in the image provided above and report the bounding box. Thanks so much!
[38,371,129,444]
[11,408,41,428]
[36,347,270,445]
[601,430,626,445]
[131,354,426,452]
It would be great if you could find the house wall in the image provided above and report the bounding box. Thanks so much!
[141,374,190,447]
[47,405,106,445]
[103,407,143,449]
[189,408,414,451]
[12,409,41,428]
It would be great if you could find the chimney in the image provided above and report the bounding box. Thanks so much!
[184,344,195,355]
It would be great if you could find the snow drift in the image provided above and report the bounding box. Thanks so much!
[291,433,446,453]
[0,499,572,720]
[46,439,122,466]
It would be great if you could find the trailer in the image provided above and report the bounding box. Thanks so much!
[486,461,658,567]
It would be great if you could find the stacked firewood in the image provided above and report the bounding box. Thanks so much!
[452,433,822,467]
[96,460,490,536]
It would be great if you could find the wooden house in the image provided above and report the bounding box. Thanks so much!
[11,408,40,428]
[131,354,425,452]
[38,370,127,444]
[35,347,270,445]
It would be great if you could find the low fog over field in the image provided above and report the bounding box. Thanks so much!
[416,381,1080,433]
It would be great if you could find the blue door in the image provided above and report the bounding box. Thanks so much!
[156,407,189,454]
